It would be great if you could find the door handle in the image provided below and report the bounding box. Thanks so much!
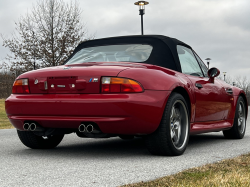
[195,83,203,89]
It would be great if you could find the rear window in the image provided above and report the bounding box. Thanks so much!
[66,44,153,64]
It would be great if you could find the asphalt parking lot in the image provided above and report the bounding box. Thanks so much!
[1,111,250,187]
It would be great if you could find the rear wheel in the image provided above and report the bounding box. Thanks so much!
[17,130,64,149]
[145,93,190,156]
[223,96,246,139]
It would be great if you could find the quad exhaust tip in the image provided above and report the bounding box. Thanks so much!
[23,122,45,131]
[23,123,30,131]
[86,124,94,133]
[78,124,94,133]
[29,123,37,131]
[78,124,86,133]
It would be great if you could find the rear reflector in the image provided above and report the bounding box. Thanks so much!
[101,77,143,93]
[12,79,30,94]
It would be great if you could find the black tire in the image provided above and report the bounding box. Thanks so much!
[17,130,64,149]
[119,135,134,140]
[145,93,190,156]
[223,96,246,139]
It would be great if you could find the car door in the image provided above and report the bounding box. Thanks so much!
[193,51,233,120]
[177,45,229,122]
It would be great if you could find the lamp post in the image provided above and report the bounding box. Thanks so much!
[31,30,36,70]
[134,1,149,35]
[223,72,227,81]
[205,58,211,69]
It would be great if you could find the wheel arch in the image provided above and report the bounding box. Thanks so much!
[171,86,192,121]
[239,93,248,120]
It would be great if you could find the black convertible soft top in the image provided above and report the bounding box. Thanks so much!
[67,35,192,72]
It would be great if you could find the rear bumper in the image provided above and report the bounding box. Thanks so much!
[5,90,170,135]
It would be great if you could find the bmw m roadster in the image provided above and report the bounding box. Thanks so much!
[5,35,248,156]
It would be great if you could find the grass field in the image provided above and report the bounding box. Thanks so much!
[123,153,250,187]
[0,99,13,129]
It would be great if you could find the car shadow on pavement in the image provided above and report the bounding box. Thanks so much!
[11,132,232,159]
[188,133,230,148]
[189,133,225,143]
[14,137,149,158]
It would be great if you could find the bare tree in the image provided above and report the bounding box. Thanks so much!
[1,0,90,74]
[234,76,250,96]
[224,75,233,85]
[0,62,16,98]
[217,74,233,85]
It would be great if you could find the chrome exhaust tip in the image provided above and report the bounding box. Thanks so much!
[23,123,30,131]
[86,124,94,133]
[78,124,86,133]
[29,123,36,131]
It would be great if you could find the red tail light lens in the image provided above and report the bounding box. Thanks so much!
[12,79,30,94]
[101,77,143,93]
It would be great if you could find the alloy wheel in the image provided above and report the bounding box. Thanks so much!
[238,101,246,134]
[170,100,189,150]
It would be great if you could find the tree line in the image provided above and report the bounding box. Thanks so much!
[0,0,90,98]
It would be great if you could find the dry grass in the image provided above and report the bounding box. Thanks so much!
[0,99,13,129]
[123,153,250,187]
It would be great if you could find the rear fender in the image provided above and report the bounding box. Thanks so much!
[118,68,196,122]
[118,68,183,90]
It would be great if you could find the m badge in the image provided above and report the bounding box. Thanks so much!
[89,78,98,82]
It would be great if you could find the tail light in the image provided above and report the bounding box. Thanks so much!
[12,79,30,94]
[101,77,143,93]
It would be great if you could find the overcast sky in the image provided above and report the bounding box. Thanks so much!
[0,0,250,79]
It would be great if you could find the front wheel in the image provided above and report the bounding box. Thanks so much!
[223,96,246,139]
[17,130,64,149]
[145,93,190,156]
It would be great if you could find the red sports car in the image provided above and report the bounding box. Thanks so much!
[5,35,247,156]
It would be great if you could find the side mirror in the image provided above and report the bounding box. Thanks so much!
[207,67,220,83]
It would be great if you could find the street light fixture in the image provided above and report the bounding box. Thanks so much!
[205,58,211,69]
[31,30,36,70]
[223,72,227,81]
[134,1,149,35]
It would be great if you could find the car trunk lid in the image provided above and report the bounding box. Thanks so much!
[25,64,132,94]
